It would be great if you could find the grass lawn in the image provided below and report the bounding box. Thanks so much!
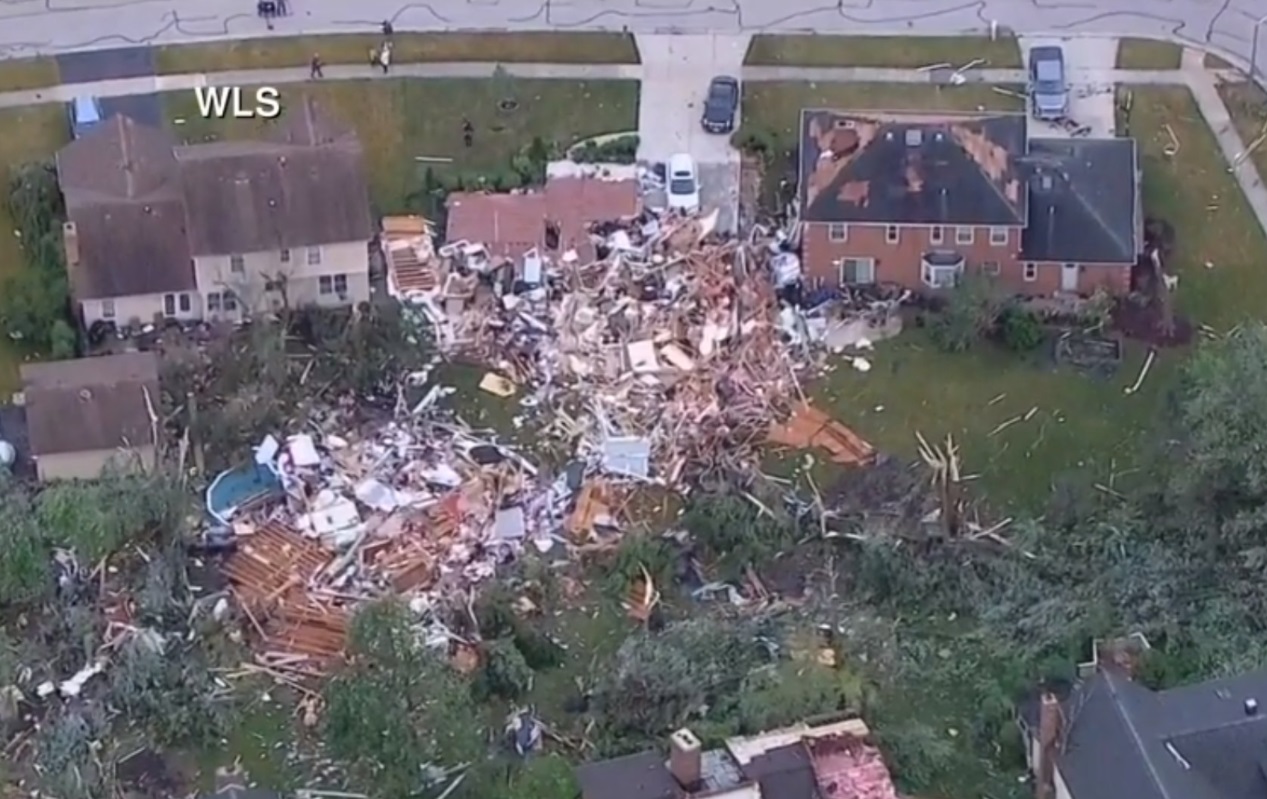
[0,56,60,92]
[1115,38,1183,69]
[155,32,639,74]
[744,35,1022,68]
[0,105,70,393]
[1215,80,1267,189]
[1205,52,1236,70]
[160,77,639,214]
[780,85,1267,512]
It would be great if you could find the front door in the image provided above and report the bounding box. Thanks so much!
[1061,263,1079,292]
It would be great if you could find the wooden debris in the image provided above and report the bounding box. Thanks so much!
[767,402,875,466]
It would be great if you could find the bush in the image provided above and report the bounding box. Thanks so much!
[730,126,776,159]
[570,135,640,165]
[473,637,534,701]
[999,307,1044,352]
[929,275,1007,353]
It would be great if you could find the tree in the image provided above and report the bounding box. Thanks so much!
[737,660,871,733]
[928,275,1007,353]
[473,637,534,701]
[2,160,72,352]
[324,601,482,797]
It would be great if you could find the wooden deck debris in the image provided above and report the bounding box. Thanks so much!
[767,402,876,466]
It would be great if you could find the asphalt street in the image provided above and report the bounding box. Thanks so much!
[0,0,1263,78]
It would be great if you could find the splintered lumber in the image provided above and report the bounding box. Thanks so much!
[1124,349,1157,395]
[623,565,660,624]
[766,402,876,466]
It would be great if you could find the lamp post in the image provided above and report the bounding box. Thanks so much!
[1253,14,1267,83]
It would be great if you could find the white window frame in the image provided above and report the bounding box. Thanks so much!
[827,223,848,242]
[229,254,245,274]
[163,293,177,316]
[839,257,876,285]
[930,226,944,245]
[178,293,191,312]
[885,225,900,244]
[319,275,335,295]
[955,226,974,245]
[982,261,1001,277]
[1023,262,1038,282]
[989,226,1009,246]
[102,299,116,319]
[307,246,322,266]
[207,292,222,312]
[280,248,291,264]
[222,291,239,312]
[922,261,963,289]
[333,274,349,295]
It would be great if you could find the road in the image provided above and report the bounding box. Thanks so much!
[0,0,1264,78]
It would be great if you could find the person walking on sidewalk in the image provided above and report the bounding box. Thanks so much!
[309,53,324,79]
[378,41,392,74]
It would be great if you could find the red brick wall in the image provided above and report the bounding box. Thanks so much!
[802,222,1130,296]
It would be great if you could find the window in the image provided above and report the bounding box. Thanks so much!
[922,261,963,288]
[319,275,334,295]
[334,274,348,295]
[982,261,1001,276]
[163,293,176,316]
[1023,263,1038,282]
[102,299,115,319]
[280,248,291,264]
[839,258,876,285]
[320,274,350,296]
[989,227,1009,246]
[306,247,322,266]
[828,223,848,242]
[265,278,284,292]
[207,293,221,312]
[885,225,900,244]
[178,293,191,312]
[230,254,245,274]
[930,226,944,245]
[223,292,238,311]
[955,227,974,245]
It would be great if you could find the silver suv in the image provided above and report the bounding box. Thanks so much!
[1028,46,1068,121]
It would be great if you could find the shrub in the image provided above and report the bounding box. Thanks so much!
[929,275,1007,353]
[730,125,776,159]
[999,307,1044,352]
[570,135,640,165]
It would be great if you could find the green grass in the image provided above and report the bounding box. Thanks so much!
[1215,80,1267,194]
[155,32,640,74]
[1205,52,1236,70]
[744,35,1022,68]
[782,85,1267,512]
[1115,38,1183,70]
[160,78,639,214]
[0,57,60,92]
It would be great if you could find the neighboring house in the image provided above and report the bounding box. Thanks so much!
[797,109,1140,296]
[20,352,160,482]
[446,172,641,265]
[1019,660,1267,799]
[55,97,374,329]
[575,718,899,799]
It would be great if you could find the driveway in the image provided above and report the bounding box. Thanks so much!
[637,35,745,232]
[58,45,163,128]
[1018,35,1119,138]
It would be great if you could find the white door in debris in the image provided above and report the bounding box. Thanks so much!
[1061,263,1079,292]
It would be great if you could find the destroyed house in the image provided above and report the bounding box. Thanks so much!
[55,96,374,329]
[445,174,640,266]
[576,720,899,799]
[1020,665,1267,799]
[20,352,160,482]
[798,109,1139,296]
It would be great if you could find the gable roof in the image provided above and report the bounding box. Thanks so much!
[56,115,178,203]
[21,352,160,456]
[798,109,1027,226]
[1058,669,1267,799]
[575,751,681,799]
[1021,138,1139,264]
[66,200,196,299]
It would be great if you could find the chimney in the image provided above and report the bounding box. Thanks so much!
[668,728,702,790]
[1035,693,1063,799]
[62,221,79,268]
[1246,698,1259,716]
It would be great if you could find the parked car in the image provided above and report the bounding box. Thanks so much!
[666,154,700,213]
[1027,46,1068,121]
[69,96,104,139]
[701,76,740,134]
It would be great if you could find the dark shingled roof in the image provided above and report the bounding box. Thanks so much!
[575,751,680,799]
[798,109,1028,226]
[175,142,373,256]
[744,744,820,799]
[1020,138,1139,264]
[67,200,196,298]
[1055,668,1267,799]
[21,353,160,456]
[56,115,178,203]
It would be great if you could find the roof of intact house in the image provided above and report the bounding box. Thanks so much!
[21,352,160,456]
[798,109,1028,226]
[575,751,682,799]
[1056,667,1267,799]
[1020,138,1139,264]
[446,174,640,263]
[56,114,179,204]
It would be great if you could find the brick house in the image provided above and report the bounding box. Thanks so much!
[798,109,1140,296]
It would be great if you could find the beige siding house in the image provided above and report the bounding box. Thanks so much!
[21,352,160,482]
[55,97,374,328]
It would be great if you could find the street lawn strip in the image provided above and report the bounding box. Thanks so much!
[1114,37,1183,70]
[154,32,640,74]
[159,77,639,214]
[0,56,60,92]
[0,104,70,393]
[744,35,1022,69]
[1215,80,1267,203]
[1204,52,1236,70]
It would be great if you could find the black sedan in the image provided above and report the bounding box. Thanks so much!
[701,76,739,134]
